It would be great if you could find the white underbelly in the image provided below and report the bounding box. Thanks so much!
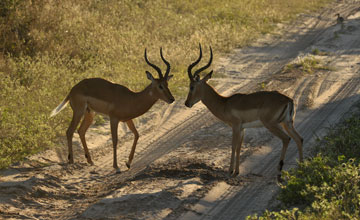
[242,120,263,128]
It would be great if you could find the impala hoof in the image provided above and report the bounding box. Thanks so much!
[277,174,283,183]
[125,162,131,169]
[85,154,94,165]
[232,171,239,177]
[115,168,121,174]
[68,154,74,164]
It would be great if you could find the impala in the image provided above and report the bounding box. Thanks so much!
[50,48,175,172]
[185,44,303,179]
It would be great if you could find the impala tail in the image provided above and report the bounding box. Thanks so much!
[50,94,70,117]
[277,99,296,123]
[287,100,296,121]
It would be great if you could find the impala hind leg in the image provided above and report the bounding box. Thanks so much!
[282,121,304,162]
[262,122,290,181]
[78,109,95,165]
[66,106,86,164]
[125,120,139,169]
[110,117,120,173]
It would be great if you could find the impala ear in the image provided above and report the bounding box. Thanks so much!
[166,74,174,81]
[202,70,213,82]
[146,71,155,82]
[194,74,200,82]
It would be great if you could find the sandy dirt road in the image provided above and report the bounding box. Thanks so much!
[1,1,360,219]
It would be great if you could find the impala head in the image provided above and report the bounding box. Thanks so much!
[145,48,175,104]
[185,43,213,108]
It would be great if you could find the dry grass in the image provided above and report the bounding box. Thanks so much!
[0,0,333,168]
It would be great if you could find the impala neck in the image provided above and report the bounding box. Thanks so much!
[132,84,158,117]
[201,83,227,121]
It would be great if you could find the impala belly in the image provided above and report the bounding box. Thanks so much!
[242,120,263,128]
[230,108,258,121]
[86,96,113,115]
[230,108,264,128]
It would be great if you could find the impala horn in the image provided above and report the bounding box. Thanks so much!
[188,43,203,81]
[160,47,171,79]
[145,48,163,79]
[193,45,212,79]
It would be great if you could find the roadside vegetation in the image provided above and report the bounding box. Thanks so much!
[247,104,360,220]
[0,0,333,168]
[283,54,333,75]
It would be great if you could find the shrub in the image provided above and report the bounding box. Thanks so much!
[248,110,360,219]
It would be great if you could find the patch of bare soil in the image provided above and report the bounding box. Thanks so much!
[1,1,360,219]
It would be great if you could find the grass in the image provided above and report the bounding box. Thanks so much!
[0,0,333,169]
[284,54,333,74]
[311,48,330,56]
[247,104,360,220]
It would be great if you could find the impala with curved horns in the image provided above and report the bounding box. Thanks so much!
[50,48,175,172]
[185,44,303,180]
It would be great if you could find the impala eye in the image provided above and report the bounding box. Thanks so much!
[159,85,164,90]
[190,86,194,91]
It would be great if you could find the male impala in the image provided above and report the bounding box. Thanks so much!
[50,48,175,172]
[185,44,303,179]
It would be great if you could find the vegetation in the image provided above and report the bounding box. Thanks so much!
[247,105,360,220]
[0,0,333,168]
[284,54,333,74]
[311,48,330,56]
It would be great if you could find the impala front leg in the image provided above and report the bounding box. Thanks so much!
[125,120,139,169]
[234,129,245,176]
[110,117,120,173]
[229,139,236,175]
[229,125,241,176]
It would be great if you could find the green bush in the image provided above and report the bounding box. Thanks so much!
[309,161,360,219]
[247,208,302,220]
[248,160,360,220]
[278,155,333,205]
[248,111,360,219]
